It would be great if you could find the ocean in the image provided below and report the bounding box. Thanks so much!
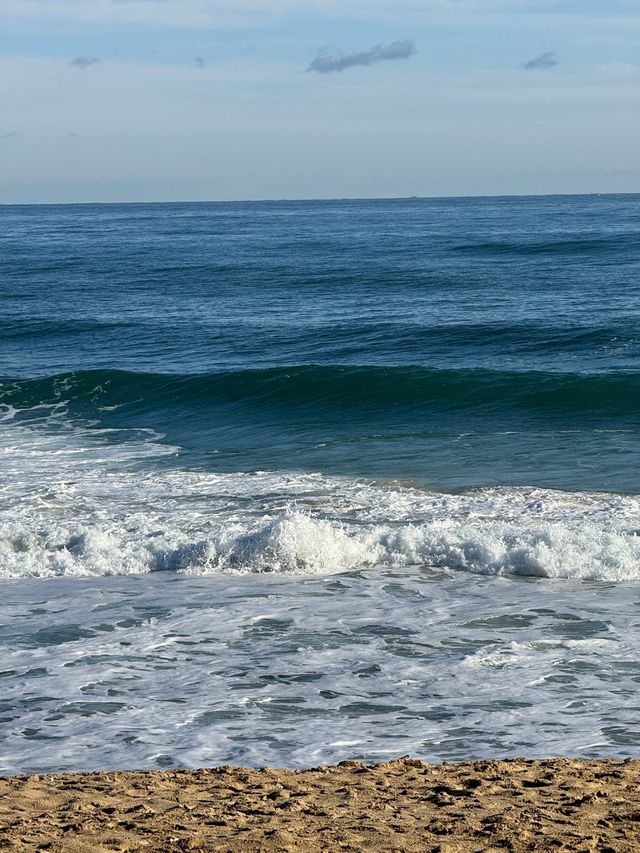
[1,194,640,775]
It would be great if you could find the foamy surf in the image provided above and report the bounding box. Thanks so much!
[2,438,640,581]
[3,509,640,581]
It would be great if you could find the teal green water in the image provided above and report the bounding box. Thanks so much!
[2,194,640,491]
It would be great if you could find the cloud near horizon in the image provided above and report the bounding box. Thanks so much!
[523,51,559,70]
[308,40,415,74]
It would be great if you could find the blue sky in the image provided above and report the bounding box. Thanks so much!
[1,0,638,202]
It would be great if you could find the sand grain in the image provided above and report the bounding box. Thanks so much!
[1,758,640,851]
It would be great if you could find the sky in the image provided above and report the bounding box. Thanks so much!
[0,0,639,202]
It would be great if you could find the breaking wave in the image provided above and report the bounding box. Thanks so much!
[3,489,640,582]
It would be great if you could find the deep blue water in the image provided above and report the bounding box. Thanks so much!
[2,194,639,491]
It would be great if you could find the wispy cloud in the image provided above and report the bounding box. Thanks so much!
[522,51,559,70]
[70,56,100,70]
[308,39,416,74]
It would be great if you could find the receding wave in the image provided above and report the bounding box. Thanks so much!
[2,366,640,419]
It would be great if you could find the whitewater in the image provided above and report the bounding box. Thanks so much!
[3,418,640,583]
[2,194,640,774]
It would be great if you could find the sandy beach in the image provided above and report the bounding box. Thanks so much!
[2,757,640,851]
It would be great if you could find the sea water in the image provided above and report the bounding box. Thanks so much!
[1,195,640,774]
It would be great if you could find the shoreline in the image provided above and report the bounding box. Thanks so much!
[2,757,639,851]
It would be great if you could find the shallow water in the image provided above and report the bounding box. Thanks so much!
[2,569,640,775]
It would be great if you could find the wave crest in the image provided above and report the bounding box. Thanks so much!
[3,505,640,582]
[3,366,640,418]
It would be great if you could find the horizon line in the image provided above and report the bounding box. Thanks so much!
[1,191,639,207]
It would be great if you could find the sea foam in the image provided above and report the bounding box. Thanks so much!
[2,413,640,582]
[2,482,640,581]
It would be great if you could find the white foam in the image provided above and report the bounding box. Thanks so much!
[2,416,640,581]
[167,514,377,576]
[3,565,639,774]
[2,484,640,581]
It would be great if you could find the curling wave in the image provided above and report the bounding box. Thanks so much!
[2,365,640,420]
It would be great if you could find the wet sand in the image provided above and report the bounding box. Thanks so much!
[1,757,640,852]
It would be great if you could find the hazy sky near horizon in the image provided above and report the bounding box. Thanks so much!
[1,0,639,202]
